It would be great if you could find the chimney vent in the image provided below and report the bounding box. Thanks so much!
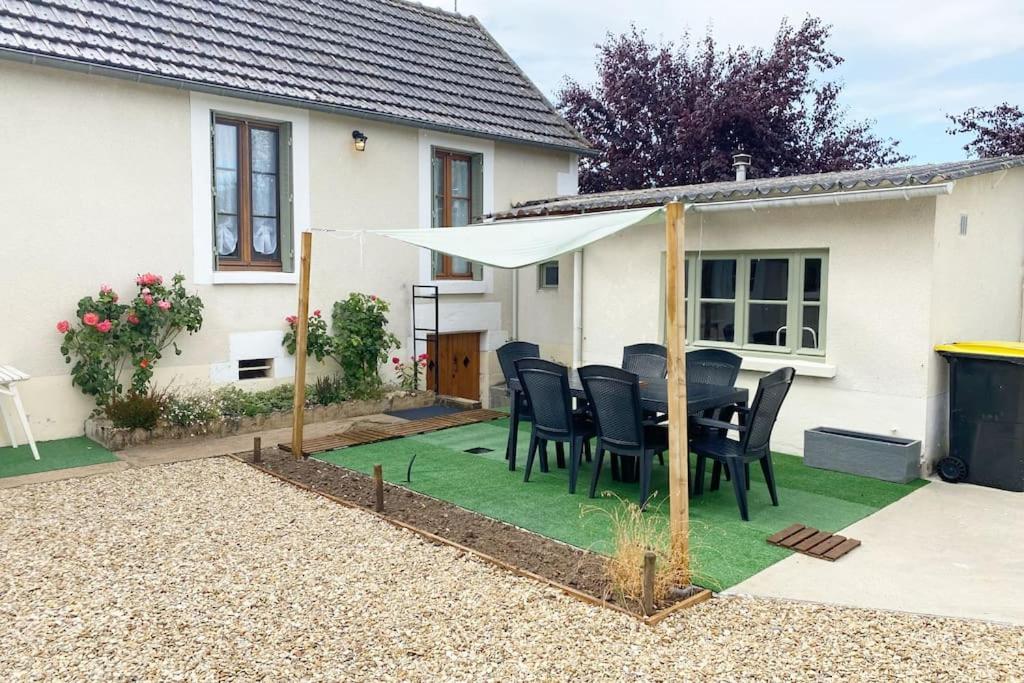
[733,153,752,182]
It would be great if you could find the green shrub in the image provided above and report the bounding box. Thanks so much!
[310,374,347,406]
[216,384,295,418]
[332,293,400,399]
[105,392,164,430]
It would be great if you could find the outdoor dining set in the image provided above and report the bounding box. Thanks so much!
[498,342,796,520]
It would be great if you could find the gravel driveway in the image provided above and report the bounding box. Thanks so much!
[0,458,1019,682]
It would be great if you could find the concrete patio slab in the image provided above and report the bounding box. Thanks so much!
[727,479,1024,625]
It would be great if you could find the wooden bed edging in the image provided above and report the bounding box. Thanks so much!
[228,453,712,625]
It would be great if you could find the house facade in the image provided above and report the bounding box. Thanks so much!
[0,0,588,443]
[504,159,1024,470]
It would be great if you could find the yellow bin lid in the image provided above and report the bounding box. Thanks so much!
[934,341,1024,359]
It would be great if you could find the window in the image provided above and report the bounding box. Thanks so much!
[538,261,559,288]
[238,358,273,380]
[672,251,828,356]
[431,149,482,280]
[212,115,292,271]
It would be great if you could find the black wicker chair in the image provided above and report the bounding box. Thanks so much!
[685,348,742,387]
[690,367,795,520]
[579,364,668,508]
[686,348,744,481]
[621,343,668,379]
[497,341,539,470]
[515,358,594,493]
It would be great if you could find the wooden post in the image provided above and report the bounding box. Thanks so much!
[290,231,313,460]
[373,464,384,512]
[664,201,690,583]
[252,436,262,464]
[642,550,656,616]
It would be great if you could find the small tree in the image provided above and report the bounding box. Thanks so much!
[332,294,400,398]
[57,273,204,406]
[947,103,1024,158]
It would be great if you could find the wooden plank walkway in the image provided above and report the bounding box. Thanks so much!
[767,523,862,562]
[279,409,506,457]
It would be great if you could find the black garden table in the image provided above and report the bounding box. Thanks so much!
[505,374,748,473]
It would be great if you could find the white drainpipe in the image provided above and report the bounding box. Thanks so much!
[573,249,584,367]
[511,268,519,340]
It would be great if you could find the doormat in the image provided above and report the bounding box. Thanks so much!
[767,524,861,561]
[384,405,466,421]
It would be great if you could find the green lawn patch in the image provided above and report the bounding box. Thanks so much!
[0,437,119,479]
[316,418,927,590]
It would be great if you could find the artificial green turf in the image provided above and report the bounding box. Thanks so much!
[0,437,119,479]
[316,418,928,589]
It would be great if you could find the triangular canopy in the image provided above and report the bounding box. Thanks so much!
[368,206,664,269]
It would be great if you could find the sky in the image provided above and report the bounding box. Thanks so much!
[421,0,1024,163]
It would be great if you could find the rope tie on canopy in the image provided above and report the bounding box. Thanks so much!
[310,228,367,268]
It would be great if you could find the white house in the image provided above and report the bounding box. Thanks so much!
[0,0,590,442]
[500,157,1024,470]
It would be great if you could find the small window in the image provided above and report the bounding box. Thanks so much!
[238,358,273,380]
[213,115,292,272]
[431,149,482,280]
[538,261,559,288]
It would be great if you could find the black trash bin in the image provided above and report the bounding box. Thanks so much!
[935,342,1024,492]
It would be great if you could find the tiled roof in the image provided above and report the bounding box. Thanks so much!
[498,156,1024,217]
[0,0,591,153]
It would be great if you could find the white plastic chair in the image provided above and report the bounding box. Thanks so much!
[0,365,40,460]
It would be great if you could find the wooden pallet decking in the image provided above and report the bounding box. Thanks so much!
[279,409,506,457]
[767,523,862,561]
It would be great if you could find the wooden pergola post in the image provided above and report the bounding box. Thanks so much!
[290,231,313,459]
[664,201,690,582]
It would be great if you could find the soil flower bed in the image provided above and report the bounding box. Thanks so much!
[244,447,708,619]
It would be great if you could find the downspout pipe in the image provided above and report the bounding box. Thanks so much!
[573,249,583,367]
[511,269,519,340]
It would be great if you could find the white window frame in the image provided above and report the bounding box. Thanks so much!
[664,250,828,359]
[189,92,309,285]
[417,130,494,294]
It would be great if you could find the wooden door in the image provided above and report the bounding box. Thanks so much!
[427,332,480,401]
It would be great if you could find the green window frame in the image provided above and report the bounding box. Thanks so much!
[538,260,559,289]
[662,250,828,357]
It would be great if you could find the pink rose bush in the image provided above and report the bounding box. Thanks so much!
[282,293,401,399]
[58,273,204,406]
[282,310,334,363]
[392,353,429,391]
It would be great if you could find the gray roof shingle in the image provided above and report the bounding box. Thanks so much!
[0,0,591,153]
[498,156,1024,217]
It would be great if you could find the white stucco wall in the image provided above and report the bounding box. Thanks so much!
[582,199,939,457]
[0,60,574,442]
[518,175,1024,464]
[923,170,1024,465]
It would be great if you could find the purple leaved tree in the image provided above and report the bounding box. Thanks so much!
[558,17,909,193]
[947,104,1024,158]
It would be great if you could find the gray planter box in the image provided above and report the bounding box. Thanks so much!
[804,427,921,483]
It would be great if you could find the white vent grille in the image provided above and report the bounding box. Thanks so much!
[959,214,969,236]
